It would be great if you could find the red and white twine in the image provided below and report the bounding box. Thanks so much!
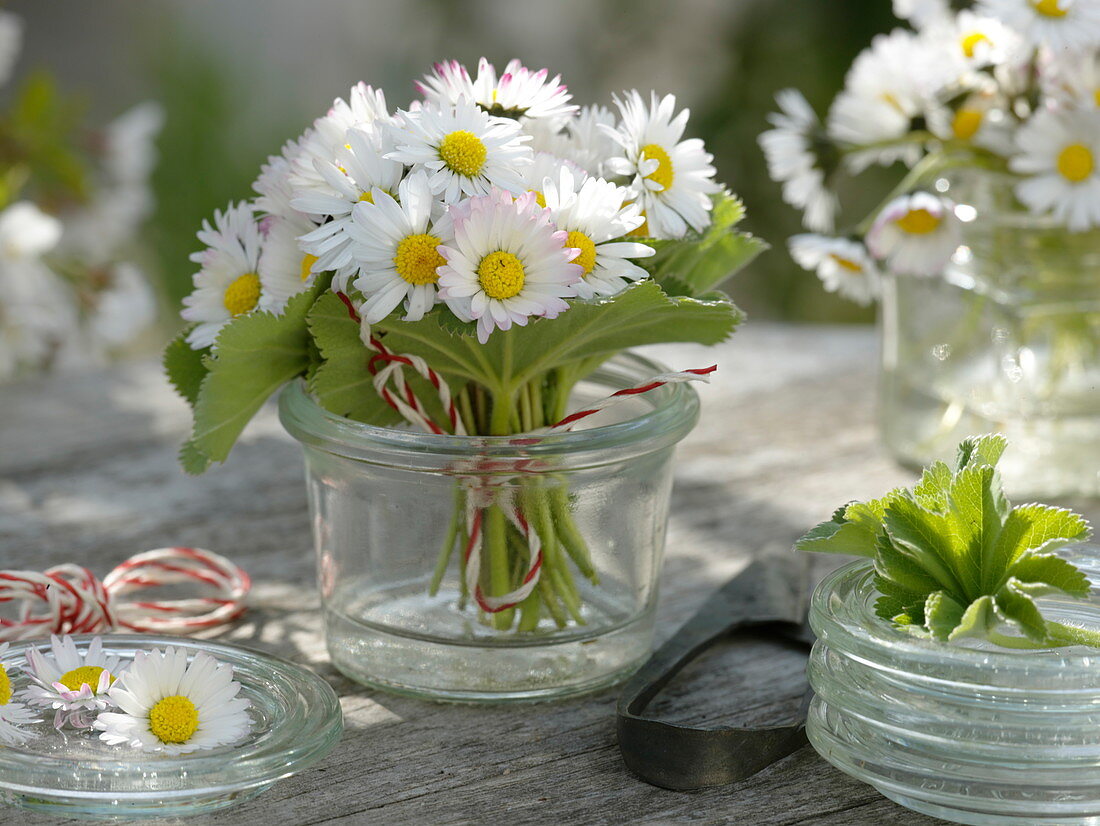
[0,547,251,642]
[336,292,714,612]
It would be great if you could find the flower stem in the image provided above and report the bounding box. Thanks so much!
[429,484,464,596]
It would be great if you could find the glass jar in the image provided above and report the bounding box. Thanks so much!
[279,352,699,703]
[807,546,1100,826]
[878,171,1100,497]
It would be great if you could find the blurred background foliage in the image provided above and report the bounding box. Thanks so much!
[11,0,897,322]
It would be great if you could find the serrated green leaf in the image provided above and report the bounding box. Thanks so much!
[945,465,1006,595]
[184,277,329,468]
[996,579,1049,642]
[913,460,952,512]
[987,503,1091,587]
[179,440,212,476]
[955,433,1007,471]
[794,514,879,557]
[163,329,209,407]
[376,281,743,397]
[924,590,966,641]
[883,494,966,596]
[947,595,1002,642]
[305,292,404,426]
[1006,552,1091,598]
[875,535,947,596]
[638,192,765,297]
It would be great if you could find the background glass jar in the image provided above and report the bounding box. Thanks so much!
[279,353,699,702]
[878,171,1100,498]
[808,547,1100,826]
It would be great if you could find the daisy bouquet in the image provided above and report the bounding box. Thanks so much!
[0,10,161,381]
[760,0,1100,303]
[166,58,760,631]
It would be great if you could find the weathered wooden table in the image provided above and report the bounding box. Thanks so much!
[7,323,1058,825]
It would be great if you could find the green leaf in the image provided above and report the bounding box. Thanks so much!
[987,503,1091,584]
[955,433,1007,471]
[996,579,1049,642]
[163,329,209,407]
[913,460,952,512]
[179,440,212,476]
[1007,552,1091,598]
[883,494,966,597]
[376,281,743,397]
[794,514,878,557]
[640,192,766,298]
[924,591,966,641]
[875,535,947,597]
[305,292,403,426]
[947,595,1002,642]
[945,465,1006,596]
[183,278,329,469]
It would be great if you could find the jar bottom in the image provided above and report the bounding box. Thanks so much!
[323,593,656,703]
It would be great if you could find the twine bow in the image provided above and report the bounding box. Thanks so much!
[0,547,251,642]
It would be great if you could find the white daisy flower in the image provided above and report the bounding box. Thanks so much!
[292,123,405,281]
[893,0,951,28]
[867,191,961,276]
[346,171,452,323]
[257,212,319,311]
[0,10,22,89]
[93,646,250,755]
[760,89,840,233]
[180,202,264,349]
[21,635,123,728]
[0,642,40,745]
[827,30,946,172]
[254,139,308,220]
[603,91,720,239]
[417,58,577,123]
[387,98,532,204]
[563,105,620,177]
[789,234,881,306]
[978,0,1100,53]
[437,189,583,343]
[541,166,653,299]
[521,151,581,206]
[289,83,390,195]
[88,262,158,349]
[1010,107,1100,231]
[1044,53,1100,108]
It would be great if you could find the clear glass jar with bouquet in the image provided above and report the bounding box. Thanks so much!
[759,0,1100,496]
[798,435,1100,825]
[165,59,763,700]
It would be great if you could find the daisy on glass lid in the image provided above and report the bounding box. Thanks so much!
[978,0,1100,53]
[94,646,250,755]
[866,191,961,276]
[540,166,654,299]
[1010,107,1100,231]
[759,89,840,233]
[180,202,264,349]
[292,123,405,281]
[417,58,578,123]
[347,171,452,324]
[22,635,123,728]
[603,91,719,240]
[0,642,40,745]
[437,189,582,343]
[789,234,881,306]
[387,97,532,204]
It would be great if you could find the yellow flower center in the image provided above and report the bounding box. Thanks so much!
[300,254,318,283]
[1095,88,1100,107]
[828,253,864,273]
[895,208,942,235]
[149,695,200,744]
[438,130,487,177]
[952,109,983,141]
[0,666,11,705]
[641,143,674,192]
[58,665,111,692]
[1032,0,1068,17]
[222,272,261,317]
[1057,143,1094,183]
[960,32,991,58]
[358,191,375,204]
[477,251,526,300]
[393,233,445,285]
[566,230,598,276]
